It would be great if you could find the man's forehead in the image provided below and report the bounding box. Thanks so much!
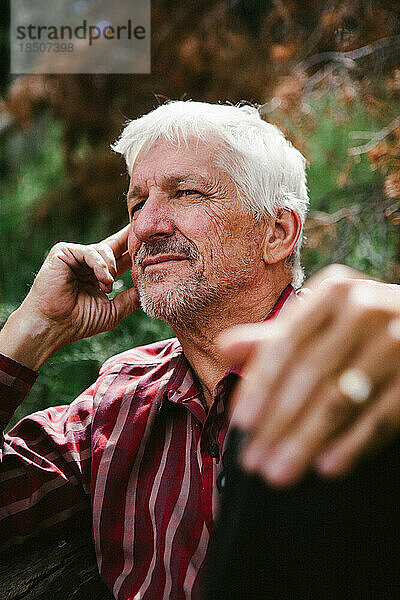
[128,139,226,193]
[132,135,220,172]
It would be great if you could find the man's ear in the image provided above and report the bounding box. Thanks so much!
[262,209,301,264]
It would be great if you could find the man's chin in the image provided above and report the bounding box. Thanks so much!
[138,277,182,297]
[137,274,213,326]
[138,291,184,323]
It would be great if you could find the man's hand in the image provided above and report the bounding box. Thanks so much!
[219,267,400,487]
[0,226,139,370]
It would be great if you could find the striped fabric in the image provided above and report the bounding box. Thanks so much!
[0,284,294,599]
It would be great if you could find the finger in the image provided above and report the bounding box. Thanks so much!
[60,245,114,289]
[94,242,118,279]
[224,283,331,428]
[110,286,139,323]
[228,289,335,429]
[229,330,291,430]
[218,322,286,368]
[229,285,338,435]
[255,280,349,371]
[244,284,397,457]
[101,225,130,258]
[83,248,115,289]
[115,251,132,278]
[223,281,351,374]
[243,381,358,485]
[248,307,400,482]
[340,318,400,390]
[315,374,400,477]
[230,281,396,440]
[313,320,400,475]
[304,264,376,291]
[239,361,318,471]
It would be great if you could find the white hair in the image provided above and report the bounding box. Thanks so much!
[112,100,309,288]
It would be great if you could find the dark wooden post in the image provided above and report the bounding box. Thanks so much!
[0,527,115,600]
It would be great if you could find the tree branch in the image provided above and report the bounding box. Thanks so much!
[348,115,400,156]
[300,34,400,71]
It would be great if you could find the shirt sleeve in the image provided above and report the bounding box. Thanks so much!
[0,354,94,551]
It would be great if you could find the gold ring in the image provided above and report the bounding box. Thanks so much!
[337,368,372,405]
[388,318,400,341]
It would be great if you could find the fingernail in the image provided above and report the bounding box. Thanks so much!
[315,451,339,474]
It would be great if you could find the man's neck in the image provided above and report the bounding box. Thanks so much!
[172,278,292,408]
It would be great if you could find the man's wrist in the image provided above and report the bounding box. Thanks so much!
[0,307,65,371]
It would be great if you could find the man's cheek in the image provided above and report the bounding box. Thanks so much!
[128,232,140,268]
[128,246,141,286]
[127,225,139,252]
[130,264,140,286]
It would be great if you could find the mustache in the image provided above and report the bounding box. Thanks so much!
[135,237,199,268]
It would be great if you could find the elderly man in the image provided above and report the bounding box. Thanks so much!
[0,101,399,599]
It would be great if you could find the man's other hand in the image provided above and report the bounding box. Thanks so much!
[219,266,400,487]
[0,226,139,370]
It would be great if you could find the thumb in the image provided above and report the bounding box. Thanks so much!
[217,322,280,368]
[304,264,375,292]
[111,286,140,323]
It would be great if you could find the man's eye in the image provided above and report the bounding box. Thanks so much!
[177,190,202,197]
[131,199,146,216]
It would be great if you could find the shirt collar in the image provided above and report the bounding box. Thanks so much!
[266,283,295,321]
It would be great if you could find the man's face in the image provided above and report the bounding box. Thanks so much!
[127,137,266,326]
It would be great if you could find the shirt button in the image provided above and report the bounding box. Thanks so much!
[208,442,220,459]
[216,472,226,493]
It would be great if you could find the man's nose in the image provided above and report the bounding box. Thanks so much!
[131,193,175,243]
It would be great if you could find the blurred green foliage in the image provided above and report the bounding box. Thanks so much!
[0,91,398,428]
[0,114,172,428]
[273,94,399,280]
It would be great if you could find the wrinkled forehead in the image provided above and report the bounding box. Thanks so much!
[130,135,230,189]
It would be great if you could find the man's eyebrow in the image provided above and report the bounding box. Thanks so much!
[126,174,212,202]
[126,186,145,201]
[166,174,210,187]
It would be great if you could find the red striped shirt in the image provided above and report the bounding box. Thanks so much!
[0,284,294,599]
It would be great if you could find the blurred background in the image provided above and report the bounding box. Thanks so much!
[1,0,399,426]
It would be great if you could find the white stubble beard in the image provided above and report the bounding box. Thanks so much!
[136,249,259,329]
